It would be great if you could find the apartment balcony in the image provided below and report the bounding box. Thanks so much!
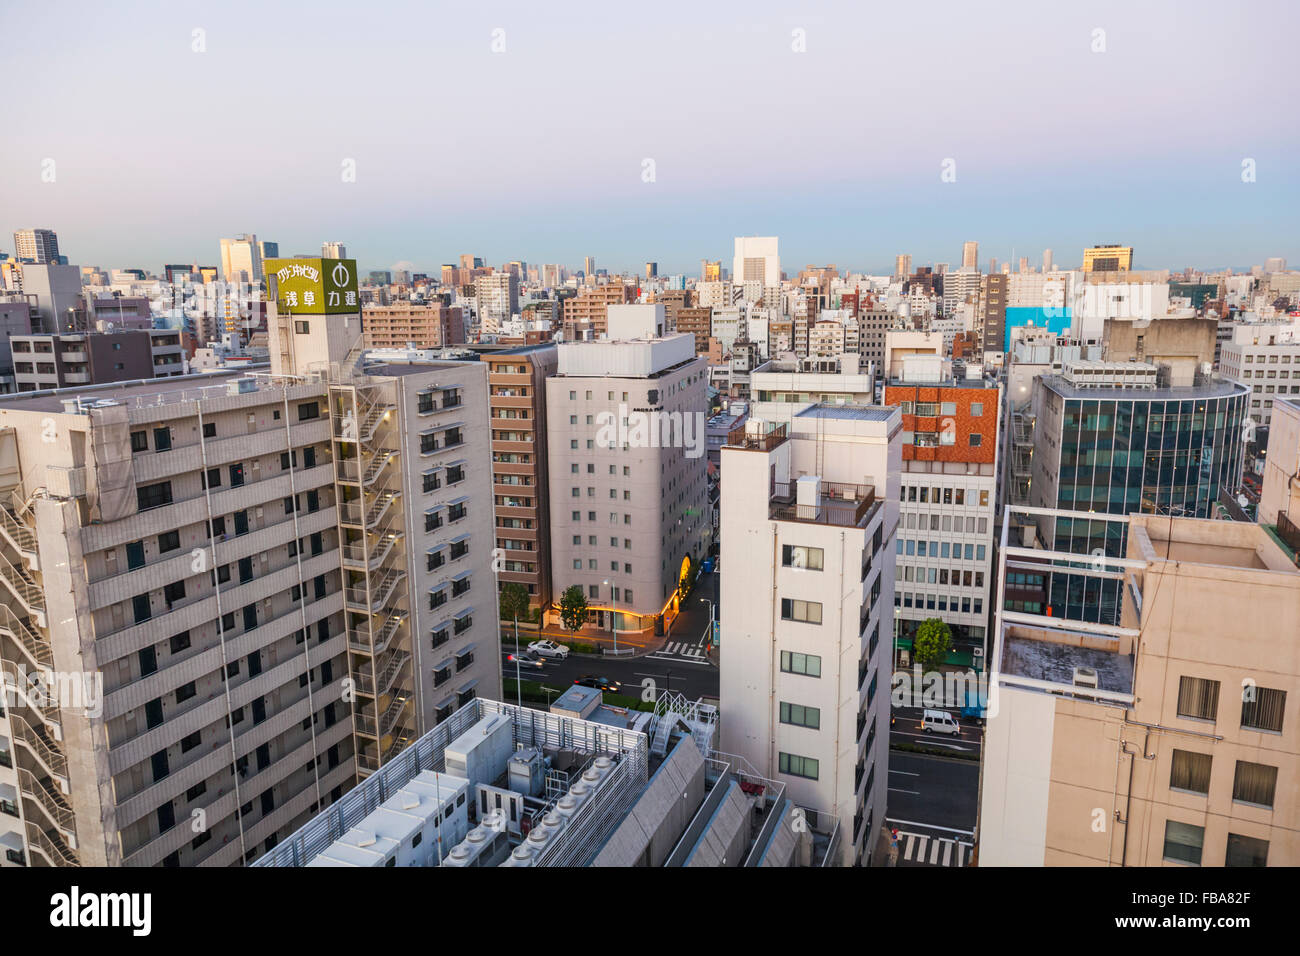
[25,821,78,867]
[18,768,76,847]
[9,713,68,789]
[354,649,412,699]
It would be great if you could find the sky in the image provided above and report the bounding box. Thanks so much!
[3,0,1298,276]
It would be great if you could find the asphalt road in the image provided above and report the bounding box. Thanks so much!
[885,750,979,834]
[889,704,984,759]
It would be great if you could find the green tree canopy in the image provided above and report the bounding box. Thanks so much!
[499,582,529,624]
[913,617,953,676]
[559,585,589,635]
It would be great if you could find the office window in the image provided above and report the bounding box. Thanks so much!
[153,427,172,452]
[968,434,982,447]
[1169,750,1211,795]
[970,402,983,417]
[780,653,820,679]
[778,752,819,780]
[1232,760,1277,808]
[298,402,320,421]
[1162,820,1204,865]
[1225,833,1269,867]
[780,598,822,624]
[779,702,821,729]
[130,430,149,453]
[1177,677,1220,721]
[1241,687,1286,733]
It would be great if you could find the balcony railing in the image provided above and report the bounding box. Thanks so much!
[769,481,877,528]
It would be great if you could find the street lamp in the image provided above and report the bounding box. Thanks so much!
[603,579,617,653]
[699,596,715,649]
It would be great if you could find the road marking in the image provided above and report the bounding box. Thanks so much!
[886,818,975,836]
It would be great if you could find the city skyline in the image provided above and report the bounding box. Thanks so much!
[4,0,1298,274]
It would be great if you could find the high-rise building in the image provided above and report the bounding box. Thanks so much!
[1042,248,1053,273]
[583,256,596,278]
[644,262,658,280]
[1264,257,1288,274]
[962,241,979,270]
[981,508,1299,866]
[720,405,900,864]
[979,274,1008,358]
[895,254,912,280]
[1082,244,1134,272]
[546,315,709,633]
[1026,363,1248,621]
[259,241,279,261]
[220,235,262,283]
[734,237,780,286]
[321,243,347,260]
[474,272,519,336]
[482,344,557,614]
[0,257,501,868]
[884,361,1000,659]
[13,229,60,264]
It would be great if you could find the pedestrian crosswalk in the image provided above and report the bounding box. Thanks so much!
[650,641,707,660]
[897,830,971,867]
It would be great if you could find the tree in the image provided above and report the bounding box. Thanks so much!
[558,585,589,636]
[499,582,529,626]
[913,617,953,677]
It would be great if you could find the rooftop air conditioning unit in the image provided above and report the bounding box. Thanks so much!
[1072,666,1098,690]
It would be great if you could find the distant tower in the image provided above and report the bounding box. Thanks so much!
[1043,249,1054,273]
[962,241,979,270]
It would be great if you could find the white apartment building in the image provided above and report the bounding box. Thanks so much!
[545,327,709,633]
[720,405,901,864]
[1218,323,1300,425]
[474,272,520,337]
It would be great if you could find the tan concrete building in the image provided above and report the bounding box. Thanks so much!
[362,303,464,351]
[483,345,557,613]
[981,508,1299,866]
[560,285,633,341]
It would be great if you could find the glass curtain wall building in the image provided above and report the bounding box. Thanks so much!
[1028,376,1248,622]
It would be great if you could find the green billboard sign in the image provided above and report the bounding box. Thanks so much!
[265,257,359,314]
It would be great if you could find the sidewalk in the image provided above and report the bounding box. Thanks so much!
[505,623,663,656]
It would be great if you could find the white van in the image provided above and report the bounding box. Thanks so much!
[920,710,961,736]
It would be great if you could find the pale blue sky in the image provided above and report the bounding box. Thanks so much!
[4,0,1297,274]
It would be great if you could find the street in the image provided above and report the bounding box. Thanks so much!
[498,570,721,702]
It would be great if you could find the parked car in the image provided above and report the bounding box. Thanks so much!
[507,649,546,669]
[574,675,621,692]
[527,640,570,660]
